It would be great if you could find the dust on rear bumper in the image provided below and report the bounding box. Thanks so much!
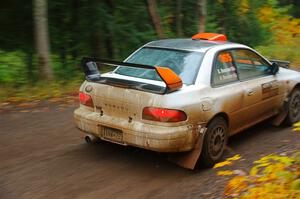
[74,107,205,152]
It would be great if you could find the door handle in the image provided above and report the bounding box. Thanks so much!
[247,89,254,96]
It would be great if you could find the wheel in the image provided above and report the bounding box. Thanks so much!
[285,88,300,125]
[200,117,228,168]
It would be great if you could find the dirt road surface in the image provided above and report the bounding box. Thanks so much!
[0,103,299,199]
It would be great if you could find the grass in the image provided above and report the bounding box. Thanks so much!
[0,80,82,103]
[0,65,116,103]
[0,53,116,103]
[255,40,300,67]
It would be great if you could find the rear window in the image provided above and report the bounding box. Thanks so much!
[114,47,204,85]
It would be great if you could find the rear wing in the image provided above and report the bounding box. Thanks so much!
[269,59,290,68]
[81,57,183,94]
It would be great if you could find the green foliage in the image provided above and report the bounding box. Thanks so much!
[256,41,300,67]
[51,55,81,82]
[207,0,271,47]
[0,1,33,52]
[0,0,300,102]
[0,51,28,85]
[254,0,300,66]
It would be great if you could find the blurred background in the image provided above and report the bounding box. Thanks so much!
[0,0,299,102]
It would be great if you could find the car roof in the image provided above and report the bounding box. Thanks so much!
[144,39,237,52]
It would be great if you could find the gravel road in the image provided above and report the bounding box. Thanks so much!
[0,104,299,199]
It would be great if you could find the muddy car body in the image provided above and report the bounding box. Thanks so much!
[74,33,300,169]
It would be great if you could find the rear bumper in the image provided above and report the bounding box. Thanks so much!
[74,107,206,152]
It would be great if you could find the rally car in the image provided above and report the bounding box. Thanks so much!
[74,33,300,169]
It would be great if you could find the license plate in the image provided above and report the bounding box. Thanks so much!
[100,126,123,143]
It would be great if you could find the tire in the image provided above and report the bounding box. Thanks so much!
[200,117,228,168]
[285,88,300,125]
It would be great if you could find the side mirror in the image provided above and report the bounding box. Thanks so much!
[271,62,279,75]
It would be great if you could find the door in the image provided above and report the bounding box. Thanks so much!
[211,51,246,133]
[231,49,284,127]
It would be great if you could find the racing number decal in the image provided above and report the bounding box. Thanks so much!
[217,52,238,81]
[261,80,279,100]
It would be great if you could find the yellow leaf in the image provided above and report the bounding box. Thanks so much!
[239,0,250,14]
[217,170,234,176]
[293,127,300,132]
[213,161,233,169]
[250,166,259,176]
[225,176,248,196]
[293,122,300,132]
[226,154,242,162]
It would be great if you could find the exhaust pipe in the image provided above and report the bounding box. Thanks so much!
[84,134,99,144]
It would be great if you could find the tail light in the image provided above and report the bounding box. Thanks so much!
[142,107,187,122]
[79,92,94,108]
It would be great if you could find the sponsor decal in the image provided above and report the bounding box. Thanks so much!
[261,81,279,100]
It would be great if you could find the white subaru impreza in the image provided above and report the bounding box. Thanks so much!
[74,33,300,169]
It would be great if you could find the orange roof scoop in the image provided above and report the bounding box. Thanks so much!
[192,33,227,42]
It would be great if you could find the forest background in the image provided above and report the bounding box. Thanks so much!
[0,0,299,101]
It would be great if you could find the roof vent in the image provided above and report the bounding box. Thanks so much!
[192,33,227,41]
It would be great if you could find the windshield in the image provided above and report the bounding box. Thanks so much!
[114,47,204,85]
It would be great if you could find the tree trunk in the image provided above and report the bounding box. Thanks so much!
[33,0,53,80]
[176,0,183,37]
[146,0,165,39]
[197,0,207,33]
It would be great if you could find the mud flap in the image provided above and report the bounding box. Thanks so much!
[168,128,206,170]
[272,110,288,126]
[272,103,288,126]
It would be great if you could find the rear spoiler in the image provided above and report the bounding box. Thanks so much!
[269,59,290,68]
[81,57,183,93]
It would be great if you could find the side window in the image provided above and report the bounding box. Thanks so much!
[212,51,238,85]
[232,49,271,80]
